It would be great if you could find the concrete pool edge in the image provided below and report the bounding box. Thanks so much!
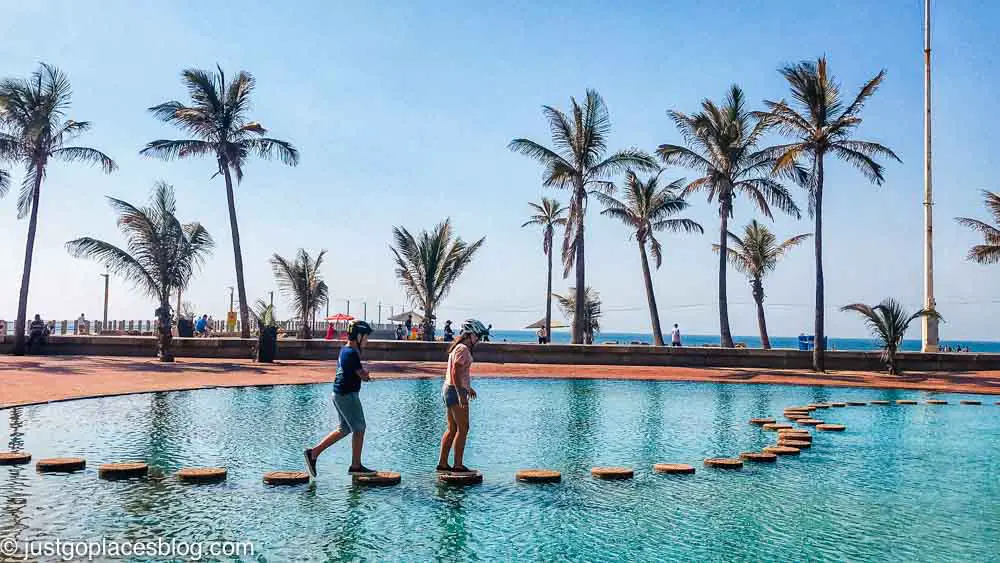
[2,356,999,410]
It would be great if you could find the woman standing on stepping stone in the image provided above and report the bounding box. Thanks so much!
[437,319,490,473]
[304,320,375,479]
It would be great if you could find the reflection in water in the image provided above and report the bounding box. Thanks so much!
[564,380,600,469]
[639,382,664,459]
[434,485,472,561]
[709,384,736,455]
[7,408,24,452]
[750,385,772,418]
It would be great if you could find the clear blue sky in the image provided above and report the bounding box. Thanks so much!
[0,0,996,339]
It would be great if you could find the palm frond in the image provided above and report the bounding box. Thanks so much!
[51,146,117,172]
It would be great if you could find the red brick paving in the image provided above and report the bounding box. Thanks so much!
[1,355,998,409]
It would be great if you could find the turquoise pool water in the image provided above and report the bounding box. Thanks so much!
[1,379,998,561]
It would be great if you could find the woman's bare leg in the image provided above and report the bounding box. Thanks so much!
[451,404,470,468]
[438,408,458,467]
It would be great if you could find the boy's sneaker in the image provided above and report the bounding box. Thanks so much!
[303,448,317,479]
[348,464,376,475]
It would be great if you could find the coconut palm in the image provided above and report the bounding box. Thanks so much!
[763,57,901,371]
[509,90,657,344]
[595,171,703,345]
[391,219,485,341]
[955,190,1000,264]
[270,249,329,339]
[141,66,299,339]
[658,85,801,348]
[0,63,117,355]
[65,182,213,362]
[521,198,568,344]
[713,221,810,349]
[841,298,942,375]
[554,287,601,344]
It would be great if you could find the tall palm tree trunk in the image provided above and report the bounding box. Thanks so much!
[752,278,770,349]
[221,165,251,339]
[545,243,553,345]
[157,296,174,362]
[813,157,826,371]
[638,239,665,346]
[718,198,735,348]
[573,191,586,345]
[12,173,44,355]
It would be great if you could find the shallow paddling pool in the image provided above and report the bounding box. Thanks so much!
[1,379,998,561]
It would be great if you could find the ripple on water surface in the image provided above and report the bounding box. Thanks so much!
[1,379,998,561]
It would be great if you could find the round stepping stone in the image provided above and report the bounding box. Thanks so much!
[762,423,793,431]
[749,417,776,425]
[763,446,800,456]
[831,402,847,407]
[0,452,31,465]
[353,471,402,487]
[870,400,890,405]
[798,419,823,426]
[784,407,811,413]
[263,471,310,486]
[36,457,86,473]
[740,452,777,463]
[704,458,743,469]
[176,467,227,483]
[777,440,811,449]
[99,462,149,479]
[590,467,634,480]
[960,400,982,405]
[515,469,562,483]
[785,414,809,421]
[896,399,918,405]
[846,401,867,406]
[808,403,831,409]
[653,463,696,474]
[816,424,846,432]
[926,399,948,405]
[778,433,812,442]
[438,471,483,485]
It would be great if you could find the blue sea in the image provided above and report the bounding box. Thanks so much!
[488,329,998,352]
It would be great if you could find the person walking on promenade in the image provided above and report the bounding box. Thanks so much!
[671,323,682,347]
[437,319,490,473]
[27,314,47,353]
[443,320,455,341]
[304,320,376,480]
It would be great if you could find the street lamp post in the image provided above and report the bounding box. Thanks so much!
[100,269,110,331]
[922,0,940,352]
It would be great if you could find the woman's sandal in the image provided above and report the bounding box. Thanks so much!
[435,464,452,473]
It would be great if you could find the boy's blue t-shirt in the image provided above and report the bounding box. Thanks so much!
[333,345,363,394]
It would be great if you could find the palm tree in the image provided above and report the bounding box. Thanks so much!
[66,182,213,362]
[0,63,117,355]
[841,298,942,375]
[141,66,299,339]
[521,198,568,344]
[509,90,657,344]
[595,171,703,345]
[554,287,601,344]
[391,219,485,341]
[713,220,810,349]
[763,57,901,372]
[658,85,801,348]
[955,190,1000,264]
[270,249,329,339]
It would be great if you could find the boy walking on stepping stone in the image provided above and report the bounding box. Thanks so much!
[304,320,375,479]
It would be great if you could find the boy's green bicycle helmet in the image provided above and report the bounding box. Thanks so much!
[347,320,373,340]
[461,319,490,338]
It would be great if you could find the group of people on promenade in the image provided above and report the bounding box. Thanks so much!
[303,318,491,478]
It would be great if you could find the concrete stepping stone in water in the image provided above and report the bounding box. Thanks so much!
[777,440,811,449]
[438,471,483,485]
[816,424,846,432]
[926,399,948,405]
[36,457,86,473]
[176,467,227,484]
[739,452,777,463]
[798,419,823,426]
[749,418,776,425]
[99,462,148,479]
[0,452,31,466]
[846,401,867,406]
[808,403,831,409]
[762,423,793,431]
[515,469,561,483]
[590,467,634,480]
[831,402,847,407]
[354,471,402,487]
[763,446,800,456]
[869,400,890,405]
[263,471,311,486]
[703,458,743,469]
[653,463,695,475]
[896,400,918,405]
[960,400,982,405]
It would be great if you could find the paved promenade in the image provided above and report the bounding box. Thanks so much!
[1,355,998,409]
